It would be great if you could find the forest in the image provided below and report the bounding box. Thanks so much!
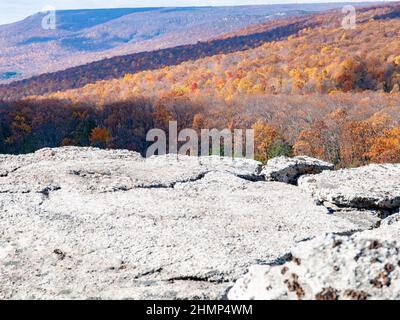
[0,15,313,101]
[1,3,400,168]
[1,91,400,167]
[47,8,400,105]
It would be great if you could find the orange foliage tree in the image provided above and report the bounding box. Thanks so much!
[294,120,329,161]
[367,126,400,163]
[90,127,111,148]
[252,119,291,163]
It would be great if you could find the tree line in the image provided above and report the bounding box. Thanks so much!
[1,92,400,167]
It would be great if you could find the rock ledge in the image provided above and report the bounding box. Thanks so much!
[262,156,334,185]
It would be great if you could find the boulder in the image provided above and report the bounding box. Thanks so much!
[299,163,400,211]
[228,219,400,300]
[262,156,334,185]
[0,147,360,299]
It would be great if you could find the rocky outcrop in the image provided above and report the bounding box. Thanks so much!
[228,162,400,300]
[0,147,360,300]
[228,216,400,300]
[0,147,262,193]
[299,164,400,212]
[262,156,334,185]
[1,148,399,300]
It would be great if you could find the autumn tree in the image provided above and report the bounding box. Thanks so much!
[90,127,111,148]
[340,112,393,167]
[367,126,400,163]
[294,120,329,161]
[252,119,291,163]
[66,110,96,147]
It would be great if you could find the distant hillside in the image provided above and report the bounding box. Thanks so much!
[35,3,400,105]
[0,4,345,85]
[1,4,400,167]
[0,15,318,101]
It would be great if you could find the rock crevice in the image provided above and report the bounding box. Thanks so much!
[1,147,399,300]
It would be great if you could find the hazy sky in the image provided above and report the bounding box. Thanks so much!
[0,0,396,25]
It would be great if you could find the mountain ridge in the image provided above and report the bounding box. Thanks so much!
[0,15,316,100]
[0,4,342,85]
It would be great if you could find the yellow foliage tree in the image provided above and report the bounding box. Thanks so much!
[252,119,280,163]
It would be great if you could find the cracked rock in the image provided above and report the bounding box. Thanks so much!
[262,156,334,185]
[228,219,400,300]
[299,163,400,211]
[0,147,262,193]
[0,147,362,299]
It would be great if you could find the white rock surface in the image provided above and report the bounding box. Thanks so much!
[0,147,263,193]
[228,218,400,300]
[0,147,361,300]
[299,164,400,211]
[262,156,334,185]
